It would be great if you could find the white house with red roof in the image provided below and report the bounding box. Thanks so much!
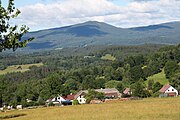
[159,84,178,97]
[46,95,66,105]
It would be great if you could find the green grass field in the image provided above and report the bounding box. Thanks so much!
[0,97,180,120]
[101,54,116,61]
[145,69,169,85]
[0,63,43,75]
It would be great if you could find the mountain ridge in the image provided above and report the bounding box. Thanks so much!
[22,21,180,51]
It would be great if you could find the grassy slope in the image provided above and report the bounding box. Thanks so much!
[101,54,116,61]
[145,69,169,85]
[0,63,43,75]
[0,97,180,120]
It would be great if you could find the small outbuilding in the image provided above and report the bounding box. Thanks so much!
[123,88,132,95]
[159,84,178,97]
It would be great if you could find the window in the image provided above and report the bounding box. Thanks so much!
[80,99,82,102]
[172,89,174,91]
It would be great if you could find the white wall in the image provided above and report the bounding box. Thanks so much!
[52,96,66,103]
[77,96,86,104]
[165,86,178,96]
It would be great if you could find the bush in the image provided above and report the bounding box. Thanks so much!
[152,92,161,97]
[72,100,79,105]
[48,102,55,107]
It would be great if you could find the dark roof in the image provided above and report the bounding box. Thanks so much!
[159,84,171,93]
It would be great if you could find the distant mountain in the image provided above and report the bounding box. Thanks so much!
[22,21,180,51]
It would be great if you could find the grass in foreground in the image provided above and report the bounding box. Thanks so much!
[146,69,169,85]
[0,63,43,75]
[0,97,180,120]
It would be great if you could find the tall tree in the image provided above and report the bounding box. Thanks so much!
[129,66,144,82]
[164,61,178,78]
[0,78,6,107]
[0,0,33,52]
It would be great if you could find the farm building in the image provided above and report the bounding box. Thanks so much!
[159,84,178,97]
[74,91,87,104]
[123,88,132,95]
[74,88,121,104]
[46,95,72,105]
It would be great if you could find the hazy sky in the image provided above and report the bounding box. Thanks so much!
[2,0,180,31]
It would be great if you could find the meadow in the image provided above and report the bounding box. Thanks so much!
[101,54,116,61]
[0,97,179,120]
[0,63,43,75]
[146,69,169,85]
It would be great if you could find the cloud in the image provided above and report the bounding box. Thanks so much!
[15,0,180,31]
[132,0,157,1]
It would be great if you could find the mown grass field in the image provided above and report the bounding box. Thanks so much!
[0,97,180,120]
[0,63,43,75]
[146,69,169,85]
[101,54,116,61]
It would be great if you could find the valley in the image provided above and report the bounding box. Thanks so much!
[1,1,180,120]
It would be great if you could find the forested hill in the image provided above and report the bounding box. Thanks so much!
[21,21,180,52]
[0,44,179,107]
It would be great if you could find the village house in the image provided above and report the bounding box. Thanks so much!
[123,88,132,96]
[159,84,178,97]
[46,94,76,106]
[74,91,87,104]
[74,88,121,104]
[46,95,66,105]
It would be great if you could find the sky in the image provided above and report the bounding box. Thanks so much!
[2,0,180,31]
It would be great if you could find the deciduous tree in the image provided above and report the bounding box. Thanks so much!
[0,0,33,52]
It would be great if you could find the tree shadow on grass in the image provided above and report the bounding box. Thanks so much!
[0,113,27,119]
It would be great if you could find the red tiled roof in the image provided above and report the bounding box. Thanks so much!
[65,94,76,100]
[159,84,171,93]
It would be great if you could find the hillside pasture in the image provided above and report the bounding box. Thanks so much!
[0,97,180,120]
[146,69,169,85]
[101,54,116,61]
[0,63,43,75]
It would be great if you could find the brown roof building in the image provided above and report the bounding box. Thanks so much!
[74,88,122,104]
